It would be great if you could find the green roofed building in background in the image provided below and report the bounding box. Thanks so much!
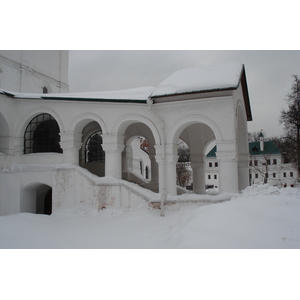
[205,132,298,188]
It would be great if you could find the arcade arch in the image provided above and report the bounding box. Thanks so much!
[120,121,159,192]
[167,117,219,195]
[21,183,52,215]
[23,113,63,154]
[79,121,105,177]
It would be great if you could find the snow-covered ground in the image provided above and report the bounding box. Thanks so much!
[1,184,299,249]
[1,184,300,299]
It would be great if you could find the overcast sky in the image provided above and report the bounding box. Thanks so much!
[68,50,300,137]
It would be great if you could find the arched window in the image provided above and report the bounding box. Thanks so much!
[85,131,105,162]
[43,87,48,94]
[24,113,62,154]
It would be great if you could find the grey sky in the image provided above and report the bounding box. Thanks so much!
[68,50,300,137]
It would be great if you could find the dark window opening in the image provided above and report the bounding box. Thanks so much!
[209,162,212,167]
[43,87,48,94]
[85,131,105,163]
[145,166,149,179]
[24,114,62,154]
[44,189,52,215]
[215,162,218,167]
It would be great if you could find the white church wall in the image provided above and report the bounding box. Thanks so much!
[0,50,69,93]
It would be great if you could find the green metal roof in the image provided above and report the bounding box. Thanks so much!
[249,141,281,155]
[206,141,281,158]
[206,146,217,157]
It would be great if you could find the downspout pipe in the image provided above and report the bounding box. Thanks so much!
[147,98,166,216]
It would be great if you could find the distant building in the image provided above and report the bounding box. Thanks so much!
[248,132,298,187]
[205,147,220,188]
[205,132,298,188]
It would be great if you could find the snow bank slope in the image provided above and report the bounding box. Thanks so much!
[0,184,299,249]
[164,184,300,248]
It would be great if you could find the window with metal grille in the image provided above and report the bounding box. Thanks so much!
[24,113,62,154]
[85,131,105,163]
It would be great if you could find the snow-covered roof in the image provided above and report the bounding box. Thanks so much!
[0,63,251,120]
[0,86,156,103]
[150,63,244,97]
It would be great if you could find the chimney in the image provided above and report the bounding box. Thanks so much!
[259,130,264,152]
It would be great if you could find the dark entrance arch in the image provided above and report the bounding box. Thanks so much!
[21,184,53,215]
[44,189,52,215]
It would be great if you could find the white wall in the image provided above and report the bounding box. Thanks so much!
[0,50,69,93]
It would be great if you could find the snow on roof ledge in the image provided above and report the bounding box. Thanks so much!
[0,86,156,102]
[0,63,246,102]
[151,63,244,97]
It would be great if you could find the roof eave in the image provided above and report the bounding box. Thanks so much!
[240,64,253,122]
[150,86,238,100]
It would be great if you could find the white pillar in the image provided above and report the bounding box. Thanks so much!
[238,153,250,191]
[102,134,125,179]
[60,132,82,164]
[191,154,205,194]
[165,154,178,195]
[0,136,11,155]
[149,148,158,184]
[216,142,239,193]
[164,144,178,195]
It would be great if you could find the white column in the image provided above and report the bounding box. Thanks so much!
[165,154,178,195]
[238,153,250,191]
[60,131,82,164]
[216,142,239,193]
[191,154,205,194]
[13,137,24,156]
[149,147,158,183]
[0,136,11,155]
[102,134,125,179]
[164,144,178,195]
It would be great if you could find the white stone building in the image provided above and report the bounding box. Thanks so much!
[0,50,69,93]
[0,51,252,216]
[205,132,299,188]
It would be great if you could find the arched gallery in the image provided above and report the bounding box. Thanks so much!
[0,52,252,216]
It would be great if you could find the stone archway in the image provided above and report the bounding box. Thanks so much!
[21,183,52,215]
[122,123,158,192]
[23,113,63,154]
[80,121,105,177]
[109,115,161,191]
[171,121,217,195]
